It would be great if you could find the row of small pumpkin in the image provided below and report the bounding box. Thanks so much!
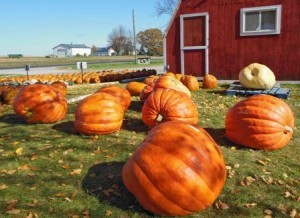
[5,73,295,216]
[0,68,157,85]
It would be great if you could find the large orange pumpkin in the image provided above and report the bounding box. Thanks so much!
[126,81,147,96]
[13,84,67,123]
[154,75,191,97]
[225,94,294,150]
[96,85,131,111]
[74,93,124,135]
[122,120,226,216]
[142,88,198,128]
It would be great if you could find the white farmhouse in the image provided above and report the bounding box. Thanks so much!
[53,44,91,57]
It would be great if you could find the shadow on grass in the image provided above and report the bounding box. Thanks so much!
[122,118,148,133]
[204,128,248,150]
[52,121,76,134]
[129,100,143,112]
[0,114,26,124]
[82,161,146,213]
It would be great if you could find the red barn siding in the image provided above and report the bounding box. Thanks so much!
[165,0,300,80]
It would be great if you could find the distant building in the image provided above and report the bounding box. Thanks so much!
[53,44,91,57]
[94,47,115,56]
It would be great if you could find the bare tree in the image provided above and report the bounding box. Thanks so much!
[154,0,178,17]
[107,25,131,55]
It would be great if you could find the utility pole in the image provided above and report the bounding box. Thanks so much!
[132,9,137,64]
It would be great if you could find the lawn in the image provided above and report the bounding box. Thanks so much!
[0,56,163,69]
[0,82,299,218]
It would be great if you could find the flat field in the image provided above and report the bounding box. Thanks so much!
[0,82,299,218]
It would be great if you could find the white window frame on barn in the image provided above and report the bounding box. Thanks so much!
[240,4,282,36]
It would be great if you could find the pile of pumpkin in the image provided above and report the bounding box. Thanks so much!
[2,70,295,216]
[0,68,157,85]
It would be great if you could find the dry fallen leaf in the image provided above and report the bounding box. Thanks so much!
[6,209,21,214]
[244,202,257,208]
[264,209,273,215]
[6,199,18,210]
[215,200,229,210]
[105,210,113,216]
[0,184,8,190]
[64,197,72,202]
[241,176,256,186]
[70,168,82,176]
[15,147,23,156]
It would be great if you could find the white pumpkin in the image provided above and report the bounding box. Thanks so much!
[239,63,276,89]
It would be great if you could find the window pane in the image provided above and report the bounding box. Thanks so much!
[261,10,276,30]
[245,12,259,31]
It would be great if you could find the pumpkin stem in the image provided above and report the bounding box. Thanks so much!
[284,126,293,134]
[156,114,163,122]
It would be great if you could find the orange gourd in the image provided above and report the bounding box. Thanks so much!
[202,74,218,89]
[181,75,200,91]
[122,120,226,216]
[225,94,294,150]
[126,81,147,96]
[74,93,124,135]
[142,88,198,128]
[13,84,67,123]
[96,85,131,111]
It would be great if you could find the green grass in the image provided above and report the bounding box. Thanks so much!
[0,83,299,218]
[0,56,163,69]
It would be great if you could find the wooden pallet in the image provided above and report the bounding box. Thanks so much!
[226,82,291,99]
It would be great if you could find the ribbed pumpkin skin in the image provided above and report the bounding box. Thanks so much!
[225,95,294,150]
[126,82,147,96]
[75,93,124,135]
[154,75,191,97]
[122,121,226,216]
[142,88,198,128]
[96,85,131,111]
[140,85,154,102]
[50,81,67,96]
[13,84,67,123]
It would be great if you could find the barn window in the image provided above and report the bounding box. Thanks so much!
[240,5,281,36]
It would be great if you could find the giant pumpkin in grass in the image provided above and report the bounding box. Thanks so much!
[74,93,124,135]
[122,120,226,216]
[154,75,191,97]
[142,88,198,128]
[239,63,276,89]
[225,94,294,150]
[13,84,67,123]
[96,85,131,111]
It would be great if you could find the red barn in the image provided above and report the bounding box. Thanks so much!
[163,0,300,80]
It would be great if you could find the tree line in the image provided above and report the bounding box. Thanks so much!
[91,26,164,56]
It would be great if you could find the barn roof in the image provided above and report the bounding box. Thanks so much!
[53,44,90,49]
[164,0,182,37]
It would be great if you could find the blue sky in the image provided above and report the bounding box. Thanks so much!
[0,0,171,56]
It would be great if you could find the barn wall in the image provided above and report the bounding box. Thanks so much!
[165,0,300,80]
